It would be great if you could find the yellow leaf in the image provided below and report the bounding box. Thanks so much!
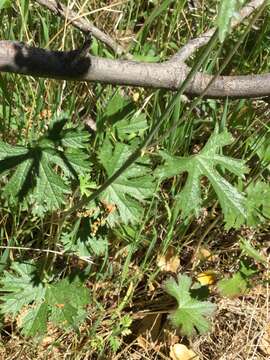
[170,344,199,360]
[197,271,217,286]
[137,335,147,350]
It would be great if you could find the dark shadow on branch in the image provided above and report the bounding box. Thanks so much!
[2,41,91,79]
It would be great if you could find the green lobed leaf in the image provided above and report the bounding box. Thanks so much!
[32,153,70,210]
[3,158,33,202]
[101,89,134,125]
[155,127,248,229]
[87,236,108,257]
[79,173,97,197]
[109,336,122,353]
[64,149,91,175]
[62,232,108,257]
[0,119,91,212]
[0,262,45,316]
[46,279,90,330]
[61,128,90,149]
[217,272,248,298]
[239,238,267,265]
[239,260,258,278]
[0,140,28,160]
[61,218,107,257]
[20,302,48,337]
[99,138,156,225]
[165,274,216,336]
[0,261,91,336]
[114,112,148,141]
[246,181,270,226]
[43,147,90,179]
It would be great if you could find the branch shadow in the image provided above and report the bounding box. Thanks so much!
[5,40,91,79]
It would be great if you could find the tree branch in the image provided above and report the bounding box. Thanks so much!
[0,0,268,99]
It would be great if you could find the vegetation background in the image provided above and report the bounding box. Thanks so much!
[0,0,269,359]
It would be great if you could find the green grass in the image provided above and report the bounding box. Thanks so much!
[0,1,270,359]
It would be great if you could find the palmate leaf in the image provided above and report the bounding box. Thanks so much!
[42,147,90,178]
[64,149,91,175]
[0,262,90,336]
[155,127,248,229]
[100,89,135,127]
[0,118,91,212]
[62,232,108,257]
[3,158,34,202]
[246,181,270,226]
[46,279,89,330]
[21,302,48,337]
[99,89,149,141]
[113,112,148,141]
[61,218,108,257]
[217,260,257,298]
[217,272,248,298]
[99,137,156,225]
[33,153,70,210]
[165,274,216,336]
[0,262,45,316]
[61,127,90,149]
[0,140,28,160]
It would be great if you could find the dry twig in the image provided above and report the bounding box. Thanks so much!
[34,0,125,55]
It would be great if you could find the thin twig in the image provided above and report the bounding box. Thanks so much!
[0,245,94,264]
[34,0,126,56]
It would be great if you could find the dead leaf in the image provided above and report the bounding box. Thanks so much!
[163,328,180,346]
[39,109,52,120]
[198,247,218,262]
[137,335,148,350]
[148,281,155,293]
[157,246,180,273]
[197,270,217,286]
[16,305,32,328]
[170,344,199,360]
[101,199,116,214]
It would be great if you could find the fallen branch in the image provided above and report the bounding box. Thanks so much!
[0,0,268,99]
